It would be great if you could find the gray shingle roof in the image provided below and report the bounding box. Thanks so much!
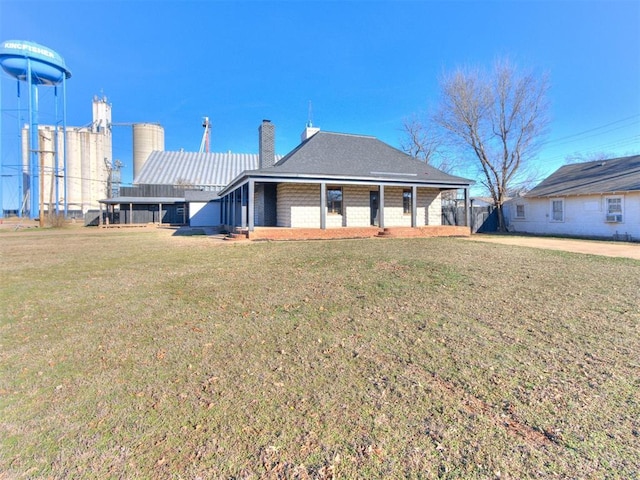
[248,131,472,184]
[526,155,640,197]
[184,190,220,202]
[134,151,279,189]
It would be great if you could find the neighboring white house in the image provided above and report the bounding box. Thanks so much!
[508,155,640,241]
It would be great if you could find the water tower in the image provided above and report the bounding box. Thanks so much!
[0,40,71,218]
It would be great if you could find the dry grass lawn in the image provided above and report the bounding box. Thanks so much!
[1,226,638,478]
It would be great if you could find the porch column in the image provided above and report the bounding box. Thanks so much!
[129,203,133,224]
[464,187,471,227]
[231,190,236,228]
[99,203,103,226]
[230,192,234,227]
[320,182,327,229]
[411,185,418,228]
[248,179,255,231]
[229,191,233,228]
[464,187,470,227]
[241,185,247,229]
[379,185,385,229]
[159,202,163,225]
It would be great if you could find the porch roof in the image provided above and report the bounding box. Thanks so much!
[99,196,185,205]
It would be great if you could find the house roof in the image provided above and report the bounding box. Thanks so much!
[134,151,281,189]
[184,190,220,202]
[526,155,640,197]
[220,131,473,194]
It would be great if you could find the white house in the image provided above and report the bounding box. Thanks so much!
[508,156,640,241]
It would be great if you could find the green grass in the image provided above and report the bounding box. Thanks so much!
[1,227,639,478]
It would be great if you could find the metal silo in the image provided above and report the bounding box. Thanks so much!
[133,123,164,179]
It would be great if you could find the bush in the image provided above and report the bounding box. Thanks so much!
[46,212,68,228]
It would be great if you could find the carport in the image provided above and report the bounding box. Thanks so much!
[98,196,187,226]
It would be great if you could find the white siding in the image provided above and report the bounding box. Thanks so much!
[189,201,220,227]
[509,193,640,240]
[277,183,321,228]
[276,183,445,228]
[343,186,372,227]
[419,189,441,226]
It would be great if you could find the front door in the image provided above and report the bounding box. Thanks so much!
[370,191,379,226]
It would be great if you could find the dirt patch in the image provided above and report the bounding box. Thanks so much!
[465,234,640,260]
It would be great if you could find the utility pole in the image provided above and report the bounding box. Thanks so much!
[33,133,55,228]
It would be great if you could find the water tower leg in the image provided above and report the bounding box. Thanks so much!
[28,60,40,219]
[0,76,3,219]
[63,75,68,218]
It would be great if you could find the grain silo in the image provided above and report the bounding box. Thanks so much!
[133,123,164,179]
[20,96,112,217]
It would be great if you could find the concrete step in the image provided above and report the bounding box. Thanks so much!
[224,231,249,241]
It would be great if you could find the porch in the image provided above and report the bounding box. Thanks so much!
[235,225,470,241]
[219,180,471,234]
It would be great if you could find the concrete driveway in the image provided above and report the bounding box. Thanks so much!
[465,234,640,260]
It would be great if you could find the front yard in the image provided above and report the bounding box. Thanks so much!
[1,227,638,478]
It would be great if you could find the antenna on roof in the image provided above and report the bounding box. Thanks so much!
[301,102,320,142]
[199,117,211,153]
[307,100,313,128]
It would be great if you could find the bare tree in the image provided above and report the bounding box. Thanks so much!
[400,113,455,173]
[174,177,195,189]
[434,59,550,231]
[401,114,440,162]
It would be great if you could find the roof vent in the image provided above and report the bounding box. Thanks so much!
[301,123,320,142]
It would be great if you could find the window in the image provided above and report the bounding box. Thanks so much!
[327,187,343,215]
[403,189,412,215]
[551,199,564,222]
[605,197,623,222]
[515,204,525,219]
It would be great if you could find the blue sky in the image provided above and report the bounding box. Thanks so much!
[1,0,639,195]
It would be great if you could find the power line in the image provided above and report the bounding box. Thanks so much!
[536,134,640,167]
[542,114,640,147]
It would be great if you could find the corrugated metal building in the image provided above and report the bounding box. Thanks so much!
[100,151,282,226]
[134,151,278,190]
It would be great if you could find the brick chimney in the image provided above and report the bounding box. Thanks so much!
[259,120,275,169]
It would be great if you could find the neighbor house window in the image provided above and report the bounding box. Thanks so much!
[403,189,412,214]
[327,187,343,215]
[551,199,564,222]
[515,204,525,219]
[605,197,623,222]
